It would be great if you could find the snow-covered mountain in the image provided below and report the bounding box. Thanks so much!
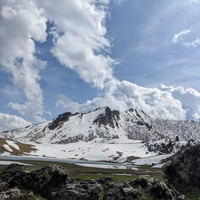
[1,106,200,144]
[0,107,200,166]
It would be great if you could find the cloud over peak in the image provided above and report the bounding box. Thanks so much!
[57,80,200,121]
[0,0,114,123]
[1,0,200,131]
[0,113,31,132]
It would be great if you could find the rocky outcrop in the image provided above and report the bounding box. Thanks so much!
[0,164,186,200]
[48,112,74,130]
[0,188,33,200]
[103,181,141,200]
[1,106,200,148]
[130,177,149,188]
[0,164,101,200]
[149,180,185,200]
[51,179,102,200]
[103,178,185,200]
[93,107,120,128]
[162,144,200,187]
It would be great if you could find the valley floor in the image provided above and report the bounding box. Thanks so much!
[0,138,173,175]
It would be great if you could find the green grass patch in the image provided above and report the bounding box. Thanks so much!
[73,173,138,182]
[27,194,47,200]
[0,158,164,177]
[137,187,153,200]
[98,185,108,200]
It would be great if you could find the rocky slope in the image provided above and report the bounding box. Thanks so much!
[0,107,200,147]
[0,163,185,200]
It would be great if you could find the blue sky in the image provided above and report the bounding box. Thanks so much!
[0,0,200,131]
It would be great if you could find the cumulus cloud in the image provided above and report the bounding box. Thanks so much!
[56,95,81,113]
[0,0,47,122]
[160,84,200,120]
[0,0,115,124]
[37,0,200,121]
[0,113,31,132]
[1,0,200,124]
[57,80,200,120]
[36,0,115,89]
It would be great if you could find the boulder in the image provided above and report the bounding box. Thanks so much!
[7,164,69,199]
[26,164,69,198]
[51,179,102,200]
[0,187,33,200]
[162,144,200,187]
[1,164,25,181]
[103,181,141,200]
[0,163,187,200]
[130,177,149,188]
[97,176,116,185]
[2,164,101,200]
[149,181,185,200]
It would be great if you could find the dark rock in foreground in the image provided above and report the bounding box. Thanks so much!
[0,164,185,200]
[163,144,200,187]
[103,181,141,200]
[0,164,101,200]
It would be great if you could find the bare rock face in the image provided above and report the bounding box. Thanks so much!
[103,181,141,200]
[0,164,102,200]
[0,188,33,200]
[93,107,120,128]
[51,179,102,200]
[130,177,149,188]
[48,112,74,130]
[0,164,186,200]
[162,144,200,187]
[149,181,185,200]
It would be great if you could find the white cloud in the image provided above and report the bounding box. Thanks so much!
[57,80,191,120]
[45,0,200,121]
[0,0,115,123]
[184,38,200,47]
[0,0,47,122]
[1,0,200,124]
[172,29,191,43]
[172,28,200,47]
[56,95,81,113]
[36,0,115,89]
[0,113,31,132]
[160,84,200,120]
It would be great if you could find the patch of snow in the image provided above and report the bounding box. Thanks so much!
[133,154,173,166]
[3,144,13,152]
[76,163,138,170]
[0,161,32,166]
[152,163,165,168]
[6,140,20,151]
[1,107,200,149]
[28,139,156,162]
[0,152,11,156]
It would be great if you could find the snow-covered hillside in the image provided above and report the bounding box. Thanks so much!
[1,107,200,144]
[0,106,200,166]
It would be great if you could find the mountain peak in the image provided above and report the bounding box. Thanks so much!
[48,112,74,130]
[0,107,200,147]
[93,106,120,128]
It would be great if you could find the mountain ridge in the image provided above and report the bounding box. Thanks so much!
[0,106,200,146]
